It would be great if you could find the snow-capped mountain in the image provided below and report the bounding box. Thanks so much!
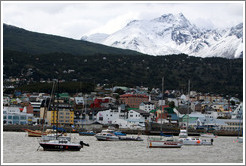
[81,13,243,59]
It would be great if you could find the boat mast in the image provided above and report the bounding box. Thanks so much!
[42,81,56,134]
[186,80,190,132]
[56,80,59,139]
[161,77,164,134]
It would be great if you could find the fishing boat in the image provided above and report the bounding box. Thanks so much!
[148,137,183,148]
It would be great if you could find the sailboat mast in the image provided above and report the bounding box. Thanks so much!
[56,80,59,139]
[42,81,56,134]
[186,80,190,132]
[161,77,164,133]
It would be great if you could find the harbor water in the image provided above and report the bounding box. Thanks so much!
[3,132,244,164]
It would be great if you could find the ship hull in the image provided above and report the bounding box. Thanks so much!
[39,142,82,151]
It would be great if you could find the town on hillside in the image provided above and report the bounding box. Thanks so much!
[3,84,243,136]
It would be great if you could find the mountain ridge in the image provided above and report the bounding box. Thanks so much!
[3,23,143,56]
[82,13,243,59]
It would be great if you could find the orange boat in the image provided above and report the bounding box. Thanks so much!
[23,129,48,137]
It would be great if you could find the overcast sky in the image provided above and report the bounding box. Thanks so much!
[2,1,244,40]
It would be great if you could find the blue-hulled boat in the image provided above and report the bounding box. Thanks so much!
[114,131,126,136]
[79,131,96,136]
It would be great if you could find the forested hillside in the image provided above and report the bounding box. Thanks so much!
[3,50,243,99]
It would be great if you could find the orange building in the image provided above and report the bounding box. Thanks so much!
[119,94,149,108]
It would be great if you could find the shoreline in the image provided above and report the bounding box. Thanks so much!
[2,125,242,137]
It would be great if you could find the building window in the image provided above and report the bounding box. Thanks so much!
[13,116,19,120]
[20,116,26,120]
[99,117,103,121]
[130,115,133,117]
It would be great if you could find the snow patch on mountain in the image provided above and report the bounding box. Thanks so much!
[81,33,109,43]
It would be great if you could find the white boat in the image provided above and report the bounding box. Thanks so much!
[147,77,182,148]
[118,135,143,141]
[38,81,89,151]
[179,129,188,138]
[148,137,183,148]
[39,139,89,151]
[41,133,71,142]
[95,129,120,141]
[179,137,213,146]
[178,81,213,146]
[234,137,243,143]
[200,133,217,138]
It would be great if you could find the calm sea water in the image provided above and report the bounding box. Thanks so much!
[2,132,244,164]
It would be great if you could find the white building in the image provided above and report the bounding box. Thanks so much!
[128,109,151,127]
[3,106,33,125]
[220,119,243,132]
[139,102,155,112]
[30,101,42,118]
[74,97,84,105]
[96,107,127,125]
[96,107,151,129]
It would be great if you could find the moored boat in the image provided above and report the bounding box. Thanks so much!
[39,139,89,151]
[95,129,120,141]
[114,131,126,136]
[41,133,71,142]
[23,129,47,137]
[200,133,217,138]
[234,137,243,143]
[118,135,143,141]
[79,131,96,136]
[148,137,183,148]
[179,137,213,145]
[179,129,188,138]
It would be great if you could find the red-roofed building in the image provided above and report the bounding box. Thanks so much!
[90,97,111,108]
[119,94,149,108]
